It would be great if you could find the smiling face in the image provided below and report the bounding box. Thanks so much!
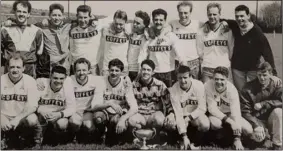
[257,70,271,86]
[141,64,154,82]
[49,9,64,26]
[235,10,250,28]
[75,63,89,81]
[133,17,145,34]
[8,58,25,79]
[50,72,66,91]
[213,73,227,93]
[178,5,192,24]
[207,6,220,25]
[113,18,126,33]
[77,11,90,28]
[153,14,166,31]
[178,72,192,90]
[14,3,30,25]
[109,66,122,80]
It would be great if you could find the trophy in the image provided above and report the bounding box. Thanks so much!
[132,128,156,150]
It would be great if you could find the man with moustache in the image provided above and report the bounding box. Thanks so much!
[89,59,138,146]
[1,52,41,149]
[36,66,76,145]
[221,5,277,91]
[197,3,234,83]
[205,66,254,150]
[139,8,186,87]
[68,58,105,143]
[169,1,204,79]
[127,11,150,81]
[1,0,43,78]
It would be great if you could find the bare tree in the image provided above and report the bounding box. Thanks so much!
[259,1,281,35]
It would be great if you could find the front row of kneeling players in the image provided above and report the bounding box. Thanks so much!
[1,52,282,149]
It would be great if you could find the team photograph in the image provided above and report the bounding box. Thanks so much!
[0,0,282,150]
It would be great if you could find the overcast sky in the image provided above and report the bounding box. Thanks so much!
[1,1,278,22]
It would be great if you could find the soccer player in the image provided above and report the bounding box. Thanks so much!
[197,3,234,83]
[139,8,186,87]
[169,1,204,79]
[68,58,105,143]
[240,62,282,150]
[1,52,41,148]
[89,58,138,146]
[127,11,150,81]
[69,5,102,76]
[169,65,209,149]
[222,5,277,91]
[1,0,43,78]
[36,66,76,144]
[205,66,253,150]
[98,10,131,76]
[128,59,176,144]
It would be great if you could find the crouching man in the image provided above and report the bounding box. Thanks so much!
[240,62,282,150]
[68,58,105,143]
[89,59,138,146]
[36,66,76,145]
[128,59,176,145]
[1,52,41,149]
[205,66,253,150]
[169,65,210,149]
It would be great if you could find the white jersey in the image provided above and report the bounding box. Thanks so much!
[69,25,102,66]
[128,33,147,72]
[205,80,241,122]
[99,24,129,71]
[102,76,137,114]
[70,75,104,113]
[1,74,39,117]
[169,79,206,134]
[139,30,185,73]
[37,77,76,118]
[169,20,202,61]
[197,25,234,68]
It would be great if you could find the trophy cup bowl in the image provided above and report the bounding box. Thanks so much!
[133,128,156,150]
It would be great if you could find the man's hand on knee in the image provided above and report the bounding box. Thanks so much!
[253,126,265,142]
[164,113,176,129]
[1,122,12,131]
[9,118,21,130]
[116,118,127,134]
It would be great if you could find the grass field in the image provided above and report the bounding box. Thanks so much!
[1,33,282,150]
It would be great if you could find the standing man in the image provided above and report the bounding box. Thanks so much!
[127,11,150,81]
[1,52,41,148]
[1,0,43,78]
[224,5,277,91]
[69,5,102,76]
[36,66,76,144]
[139,8,186,87]
[205,66,254,150]
[169,65,210,149]
[89,59,138,146]
[240,62,282,150]
[197,3,234,83]
[169,1,203,79]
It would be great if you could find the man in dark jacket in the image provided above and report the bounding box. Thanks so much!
[240,62,282,150]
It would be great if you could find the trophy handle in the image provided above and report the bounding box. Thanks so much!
[150,128,156,140]
[132,128,138,139]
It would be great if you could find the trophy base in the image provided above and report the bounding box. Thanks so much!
[140,145,149,150]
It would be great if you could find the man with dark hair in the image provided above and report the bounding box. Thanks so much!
[169,65,209,149]
[1,52,41,149]
[240,62,282,150]
[36,65,76,145]
[205,66,253,150]
[139,8,186,87]
[128,59,175,145]
[1,0,43,78]
[128,10,151,81]
[222,5,277,91]
[89,58,138,146]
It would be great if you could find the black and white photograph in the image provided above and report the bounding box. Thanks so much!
[0,0,282,150]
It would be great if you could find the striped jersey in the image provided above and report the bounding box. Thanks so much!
[1,25,43,63]
[139,30,185,73]
[102,76,138,114]
[99,24,129,71]
[128,33,147,72]
[36,77,76,118]
[70,75,105,114]
[69,25,102,66]
[169,20,202,61]
[169,79,206,134]
[1,73,40,117]
[205,80,241,122]
[132,77,173,115]
[197,25,234,68]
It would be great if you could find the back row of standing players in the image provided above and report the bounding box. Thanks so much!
[1,0,281,150]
